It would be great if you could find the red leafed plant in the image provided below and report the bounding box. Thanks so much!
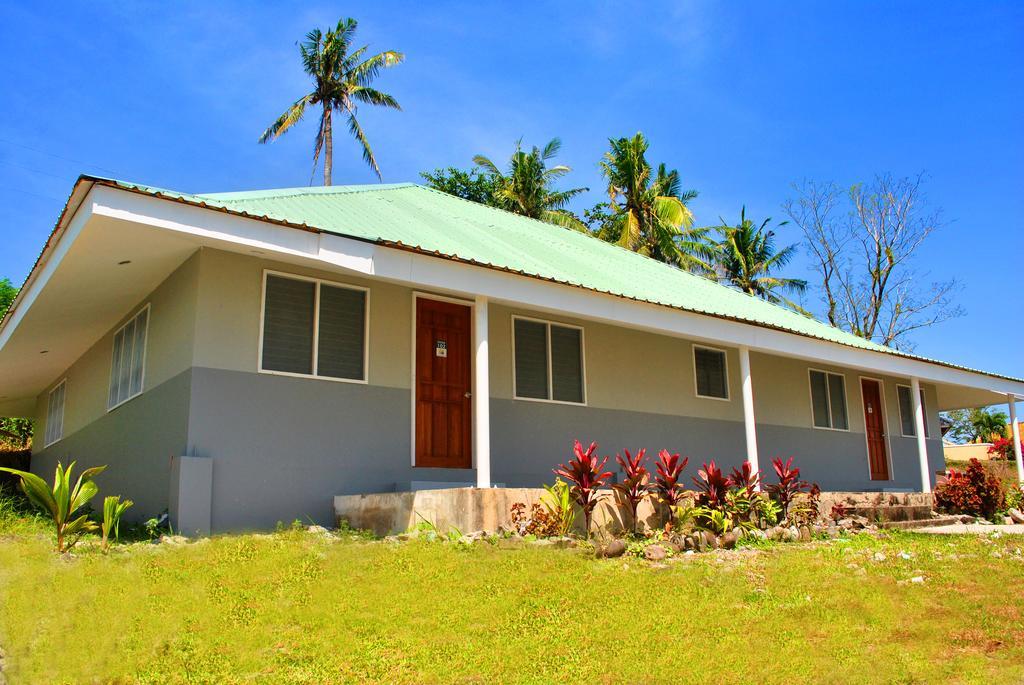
[653,450,689,510]
[693,460,730,508]
[554,440,613,537]
[987,437,1022,461]
[765,457,808,518]
[934,458,1006,520]
[612,448,649,535]
[727,461,761,497]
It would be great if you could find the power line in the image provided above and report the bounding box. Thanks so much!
[0,137,119,175]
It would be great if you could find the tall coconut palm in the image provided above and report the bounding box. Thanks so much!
[258,18,404,185]
[714,207,808,311]
[472,138,588,230]
[598,133,711,270]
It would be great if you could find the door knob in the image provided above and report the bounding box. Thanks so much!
[464,392,472,398]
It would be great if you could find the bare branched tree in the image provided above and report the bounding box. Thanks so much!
[783,174,963,350]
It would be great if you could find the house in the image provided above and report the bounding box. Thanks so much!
[1,176,1022,533]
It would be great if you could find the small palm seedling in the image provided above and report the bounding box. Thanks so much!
[541,479,576,537]
[554,440,613,538]
[612,448,649,535]
[101,495,133,553]
[0,461,106,552]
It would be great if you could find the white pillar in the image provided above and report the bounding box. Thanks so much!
[738,346,760,489]
[911,377,931,493]
[473,296,491,488]
[1009,395,1024,484]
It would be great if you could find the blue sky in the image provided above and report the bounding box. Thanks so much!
[1,1,1021,378]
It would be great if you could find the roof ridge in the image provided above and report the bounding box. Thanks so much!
[197,182,416,203]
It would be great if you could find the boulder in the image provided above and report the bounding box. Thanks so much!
[798,525,812,542]
[601,539,627,558]
[721,530,740,550]
[644,544,668,561]
[1008,508,1024,525]
[703,531,720,550]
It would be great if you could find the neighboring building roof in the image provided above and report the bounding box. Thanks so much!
[12,176,1024,384]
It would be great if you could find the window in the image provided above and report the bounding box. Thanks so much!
[44,379,66,447]
[694,346,729,400]
[809,370,848,430]
[513,317,584,404]
[108,306,149,409]
[260,273,368,382]
[897,385,930,438]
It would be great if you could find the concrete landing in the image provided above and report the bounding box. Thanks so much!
[914,523,1024,535]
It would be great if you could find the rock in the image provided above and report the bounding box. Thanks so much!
[978,518,994,525]
[1005,517,1014,526]
[159,534,187,546]
[899,551,912,560]
[397,532,413,542]
[667,535,684,553]
[497,536,524,550]
[601,539,627,558]
[837,518,854,530]
[384,535,400,543]
[747,528,767,541]
[644,544,668,561]
[456,535,475,545]
[1009,508,1024,524]
[826,526,840,538]
[703,531,720,550]
[873,552,886,562]
[991,550,1003,559]
[786,526,800,542]
[854,567,867,577]
[910,576,925,584]
[721,530,740,550]
[529,538,555,547]
[306,525,330,535]
[798,525,812,542]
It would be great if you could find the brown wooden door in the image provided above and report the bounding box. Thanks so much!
[415,298,472,468]
[861,378,890,480]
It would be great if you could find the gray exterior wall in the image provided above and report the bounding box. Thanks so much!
[28,247,948,532]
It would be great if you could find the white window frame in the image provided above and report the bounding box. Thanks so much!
[511,314,587,406]
[807,368,850,432]
[43,378,67,448]
[693,344,730,401]
[257,269,370,385]
[107,304,150,411]
[896,383,930,438]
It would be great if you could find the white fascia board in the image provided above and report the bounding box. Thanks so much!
[0,190,94,352]
[88,186,1024,399]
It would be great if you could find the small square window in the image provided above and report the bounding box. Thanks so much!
[809,370,848,430]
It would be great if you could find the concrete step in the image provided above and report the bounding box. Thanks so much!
[880,516,963,530]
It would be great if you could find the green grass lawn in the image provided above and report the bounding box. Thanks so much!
[0,523,1022,684]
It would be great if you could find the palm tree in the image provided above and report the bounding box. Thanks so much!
[714,207,808,311]
[598,133,711,270]
[259,18,404,185]
[970,408,1008,442]
[472,138,588,230]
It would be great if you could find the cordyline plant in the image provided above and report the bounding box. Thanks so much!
[728,461,760,497]
[554,440,612,538]
[612,448,649,535]
[693,460,730,508]
[0,461,106,552]
[653,450,689,509]
[765,457,808,519]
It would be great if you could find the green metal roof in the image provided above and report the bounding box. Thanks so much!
[80,177,1014,379]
